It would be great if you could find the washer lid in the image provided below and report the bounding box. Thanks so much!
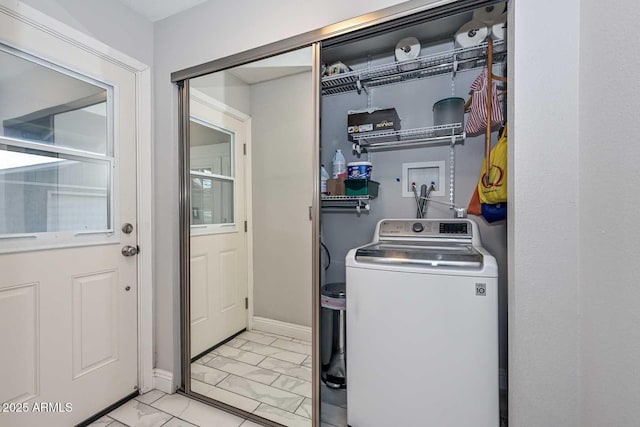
[355,241,483,268]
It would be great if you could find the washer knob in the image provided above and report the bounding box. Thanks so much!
[412,222,424,233]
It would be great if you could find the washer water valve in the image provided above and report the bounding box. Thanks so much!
[454,207,467,218]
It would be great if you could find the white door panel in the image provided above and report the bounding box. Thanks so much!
[190,100,248,358]
[0,282,38,404]
[190,233,247,356]
[0,15,139,426]
[0,247,138,426]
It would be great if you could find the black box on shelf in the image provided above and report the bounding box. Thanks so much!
[347,108,400,142]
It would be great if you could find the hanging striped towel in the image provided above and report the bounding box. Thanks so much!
[465,68,504,136]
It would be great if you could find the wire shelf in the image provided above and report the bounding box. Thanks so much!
[350,123,464,151]
[321,195,372,211]
[321,40,505,95]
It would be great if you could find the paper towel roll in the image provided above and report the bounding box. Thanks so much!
[455,20,489,49]
[395,37,421,62]
[473,2,506,25]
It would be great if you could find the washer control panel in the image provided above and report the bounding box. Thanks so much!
[379,219,471,238]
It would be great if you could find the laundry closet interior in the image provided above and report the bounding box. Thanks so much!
[177,1,509,426]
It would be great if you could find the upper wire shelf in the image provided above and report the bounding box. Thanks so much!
[321,40,506,96]
[350,123,464,152]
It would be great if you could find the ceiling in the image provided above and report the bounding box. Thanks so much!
[191,47,313,87]
[227,47,313,84]
[118,0,208,22]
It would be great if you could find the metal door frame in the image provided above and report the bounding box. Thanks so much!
[176,0,502,425]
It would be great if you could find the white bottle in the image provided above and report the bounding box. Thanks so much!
[332,149,347,179]
[321,164,329,194]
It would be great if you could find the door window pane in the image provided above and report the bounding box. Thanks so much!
[191,177,233,225]
[190,120,232,177]
[0,45,114,240]
[190,119,235,228]
[0,47,110,155]
[53,102,108,154]
[0,145,110,234]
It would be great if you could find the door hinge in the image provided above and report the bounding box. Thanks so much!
[308,206,313,221]
[245,297,248,309]
[244,220,248,232]
[243,143,246,155]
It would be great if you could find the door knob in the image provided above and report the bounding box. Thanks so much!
[121,245,139,257]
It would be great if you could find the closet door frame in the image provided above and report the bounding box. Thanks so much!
[174,1,504,425]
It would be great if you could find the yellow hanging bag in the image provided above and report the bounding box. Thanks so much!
[478,124,508,204]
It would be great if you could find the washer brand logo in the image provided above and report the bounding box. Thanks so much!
[476,283,486,296]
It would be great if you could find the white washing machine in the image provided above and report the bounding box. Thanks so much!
[346,218,498,427]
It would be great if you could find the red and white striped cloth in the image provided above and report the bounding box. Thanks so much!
[465,68,504,136]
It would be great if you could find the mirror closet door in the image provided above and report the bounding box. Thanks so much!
[182,45,319,426]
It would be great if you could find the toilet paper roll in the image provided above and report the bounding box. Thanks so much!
[395,37,421,62]
[455,20,489,49]
[473,2,506,25]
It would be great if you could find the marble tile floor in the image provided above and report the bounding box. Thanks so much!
[88,391,259,427]
[189,330,314,426]
[93,330,347,427]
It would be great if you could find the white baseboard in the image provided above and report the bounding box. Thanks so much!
[251,316,312,342]
[152,368,174,394]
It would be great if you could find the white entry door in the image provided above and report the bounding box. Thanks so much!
[0,18,139,427]
[189,94,249,358]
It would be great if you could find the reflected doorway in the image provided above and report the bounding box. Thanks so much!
[182,46,316,426]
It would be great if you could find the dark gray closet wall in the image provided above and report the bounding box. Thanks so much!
[321,40,508,374]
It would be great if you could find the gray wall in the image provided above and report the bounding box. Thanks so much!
[321,50,508,373]
[19,0,154,66]
[509,1,640,424]
[509,0,580,425]
[251,71,313,327]
[578,0,640,425]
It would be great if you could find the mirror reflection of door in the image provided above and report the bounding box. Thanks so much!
[189,115,246,358]
[187,46,315,426]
